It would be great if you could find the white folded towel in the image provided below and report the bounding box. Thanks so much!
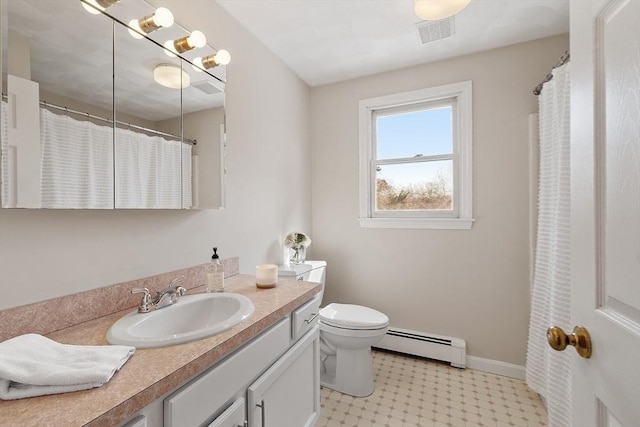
[0,333,135,400]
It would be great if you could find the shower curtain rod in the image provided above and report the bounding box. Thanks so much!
[40,101,197,146]
[1,94,196,145]
[533,50,570,96]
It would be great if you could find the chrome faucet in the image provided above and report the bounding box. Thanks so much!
[132,276,187,313]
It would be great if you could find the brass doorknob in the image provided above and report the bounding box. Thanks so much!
[547,325,592,358]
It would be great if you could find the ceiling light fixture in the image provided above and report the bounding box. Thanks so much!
[414,0,470,21]
[163,30,207,57]
[153,64,190,89]
[193,50,231,72]
[81,0,120,15]
[128,7,174,39]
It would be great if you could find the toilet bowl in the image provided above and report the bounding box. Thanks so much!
[319,303,388,397]
[278,261,389,397]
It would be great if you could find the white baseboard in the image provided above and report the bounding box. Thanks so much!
[466,356,526,380]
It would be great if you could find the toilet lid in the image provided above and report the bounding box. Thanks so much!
[319,303,389,330]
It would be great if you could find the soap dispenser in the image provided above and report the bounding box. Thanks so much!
[206,247,224,292]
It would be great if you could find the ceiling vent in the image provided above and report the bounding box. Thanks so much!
[192,79,223,95]
[416,16,455,44]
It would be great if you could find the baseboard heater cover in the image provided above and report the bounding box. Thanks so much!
[374,327,466,368]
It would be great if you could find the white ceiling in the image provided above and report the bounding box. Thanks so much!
[216,0,569,87]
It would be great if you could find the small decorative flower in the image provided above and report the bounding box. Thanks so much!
[283,231,311,250]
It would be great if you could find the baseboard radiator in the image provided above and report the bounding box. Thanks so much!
[374,327,466,368]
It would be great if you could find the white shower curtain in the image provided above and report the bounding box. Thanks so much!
[38,109,192,209]
[40,108,114,209]
[115,127,189,209]
[1,100,9,207]
[526,62,571,427]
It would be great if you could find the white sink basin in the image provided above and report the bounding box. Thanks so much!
[107,293,255,348]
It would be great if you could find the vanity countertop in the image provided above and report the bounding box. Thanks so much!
[0,274,320,427]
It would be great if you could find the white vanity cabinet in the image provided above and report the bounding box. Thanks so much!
[247,325,320,427]
[126,299,322,427]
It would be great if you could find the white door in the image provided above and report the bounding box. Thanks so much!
[569,0,640,426]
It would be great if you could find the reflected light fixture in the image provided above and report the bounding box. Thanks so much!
[193,50,231,72]
[163,30,207,57]
[414,0,471,21]
[81,0,120,15]
[128,7,174,39]
[153,64,190,89]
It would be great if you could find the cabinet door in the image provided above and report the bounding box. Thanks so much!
[208,398,246,427]
[165,318,290,427]
[247,326,320,427]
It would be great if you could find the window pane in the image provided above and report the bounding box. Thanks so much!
[375,160,452,211]
[376,106,452,160]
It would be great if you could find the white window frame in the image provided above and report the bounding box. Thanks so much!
[358,81,473,230]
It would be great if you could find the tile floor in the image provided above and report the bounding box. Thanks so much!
[316,350,547,427]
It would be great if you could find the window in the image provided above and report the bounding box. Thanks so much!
[358,81,473,229]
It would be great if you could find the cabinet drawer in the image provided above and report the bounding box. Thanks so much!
[291,295,321,341]
[121,415,146,427]
[164,318,290,427]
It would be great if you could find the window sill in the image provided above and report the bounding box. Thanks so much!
[358,217,474,230]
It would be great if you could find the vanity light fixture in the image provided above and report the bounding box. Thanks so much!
[414,0,471,21]
[128,7,174,39]
[163,30,207,57]
[81,0,120,15]
[153,64,190,89]
[192,50,231,72]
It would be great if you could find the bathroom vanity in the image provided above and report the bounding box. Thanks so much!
[0,274,322,427]
[127,297,322,427]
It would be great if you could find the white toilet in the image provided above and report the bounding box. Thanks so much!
[278,260,389,397]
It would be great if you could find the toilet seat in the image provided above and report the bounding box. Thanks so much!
[319,321,388,338]
[319,303,389,330]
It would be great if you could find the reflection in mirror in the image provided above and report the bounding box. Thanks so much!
[1,0,226,210]
[114,22,185,209]
[2,0,115,208]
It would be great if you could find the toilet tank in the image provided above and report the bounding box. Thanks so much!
[278,260,326,302]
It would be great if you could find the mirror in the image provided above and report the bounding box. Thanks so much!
[1,0,226,209]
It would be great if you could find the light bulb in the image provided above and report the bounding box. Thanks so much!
[192,57,204,73]
[81,0,119,14]
[171,31,207,54]
[187,30,206,49]
[213,49,231,66]
[81,0,103,14]
[153,7,174,28]
[131,7,175,39]
[128,19,144,39]
[163,40,178,57]
[193,50,231,71]
[414,0,470,21]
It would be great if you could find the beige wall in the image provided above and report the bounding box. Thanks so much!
[309,34,569,365]
[0,0,311,309]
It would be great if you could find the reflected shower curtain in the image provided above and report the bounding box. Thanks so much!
[1,101,9,206]
[38,109,192,209]
[40,108,114,208]
[115,128,189,209]
[526,62,571,427]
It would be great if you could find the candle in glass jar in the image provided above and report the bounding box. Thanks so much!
[256,264,278,288]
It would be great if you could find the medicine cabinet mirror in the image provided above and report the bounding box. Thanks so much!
[1,0,226,209]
